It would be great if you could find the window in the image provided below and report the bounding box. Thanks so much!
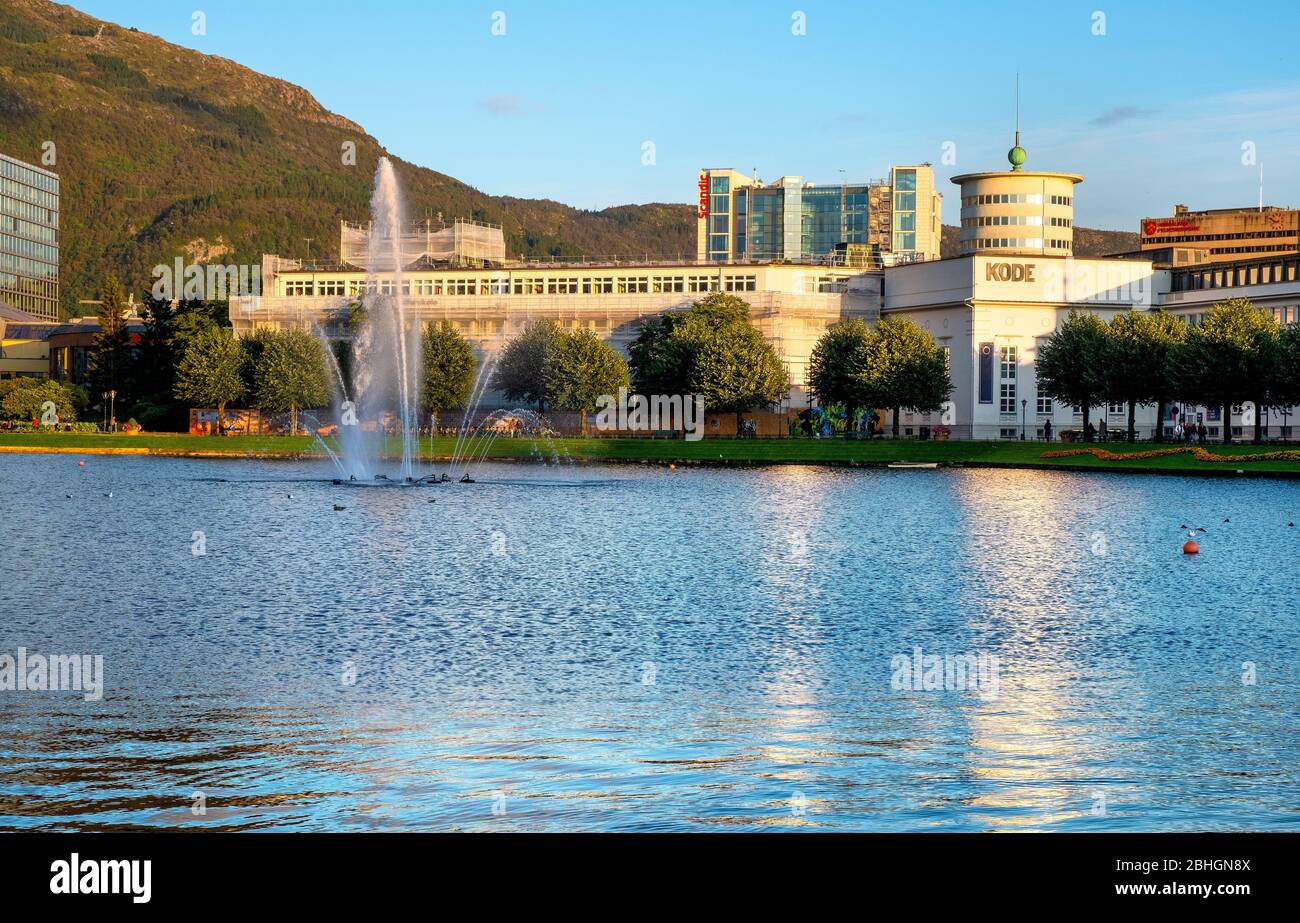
[1037,394,1052,415]
[999,346,1017,413]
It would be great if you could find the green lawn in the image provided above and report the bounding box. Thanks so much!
[3,430,1300,476]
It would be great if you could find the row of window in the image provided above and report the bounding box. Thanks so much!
[0,174,58,213]
[0,250,57,281]
[965,237,1070,250]
[0,232,58,265]
[0,213,58,245]
[0,272,57,296]
[962,215,1044,228]
[0,290,57,317]
[1172,259,1299,292]
[280,273,772,298]
[1179,306,1300,327]
[0,156,58,193]
[0,176,58,212]
[961,193,1044,206]
[0,193,58,229]
[1145,229,1296,245]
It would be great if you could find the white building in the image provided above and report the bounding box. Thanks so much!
[882,253,1164,439]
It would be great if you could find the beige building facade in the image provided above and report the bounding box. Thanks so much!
[230,258,882,409]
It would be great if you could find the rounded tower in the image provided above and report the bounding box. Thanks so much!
[953,141,1082,256]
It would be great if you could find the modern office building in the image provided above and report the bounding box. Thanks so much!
[954,140,1081,256]
[1138,204,1299,265]
[696,164,940,265]
[0,153,59,321]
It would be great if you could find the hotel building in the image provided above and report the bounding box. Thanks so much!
[1139,204,1299,266]
[0,152,59,322]
[696,164,940,265]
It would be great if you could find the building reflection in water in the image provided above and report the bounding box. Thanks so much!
[947,470,1125,830]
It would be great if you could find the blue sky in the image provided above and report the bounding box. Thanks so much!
[72,0,1300,230]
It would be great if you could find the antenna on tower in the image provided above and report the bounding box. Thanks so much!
[1007,72,1027,171]
[1015,71,1020,148]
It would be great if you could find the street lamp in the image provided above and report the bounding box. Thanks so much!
[108,389,117,432]
[101,391,107,432]
[1021,398,1027,440]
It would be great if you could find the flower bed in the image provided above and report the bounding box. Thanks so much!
[1041,446,1300,463]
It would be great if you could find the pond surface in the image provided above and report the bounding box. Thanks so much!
[1,454,1297,831]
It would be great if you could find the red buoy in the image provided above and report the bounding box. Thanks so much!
[1182,540,1199,555]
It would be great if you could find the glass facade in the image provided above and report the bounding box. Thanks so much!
[0,153,59,321]
[724,183,869,261]
[892,168,918,253]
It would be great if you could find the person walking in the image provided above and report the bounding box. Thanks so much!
[1043,418,1053,442]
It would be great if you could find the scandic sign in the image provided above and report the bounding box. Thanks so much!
[698,173,709,219]
[985,262,1035,282]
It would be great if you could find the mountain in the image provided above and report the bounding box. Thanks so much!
[940,225,1138,259]
[0,0,1140,319]
[0,0,696,316]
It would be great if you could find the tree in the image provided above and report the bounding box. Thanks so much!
[1100,311,1188,443]
[174,325,246,434]
[862,317,951,437]
[1270,323,1300,429]
[251,328,330,435]
[547,328,630,433]
[1035,310,1109,440]
[420,320,476,431]
[808,319,875,432]
[628,293,788,430]
[0,379,80,424]
[493,319,565,413]
[1172,298,1278,444]
[87,276,133,420]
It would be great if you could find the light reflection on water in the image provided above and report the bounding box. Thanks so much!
[0,455,1296,831]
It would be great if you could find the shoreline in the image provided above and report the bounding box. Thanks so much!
[5,435,1300,479]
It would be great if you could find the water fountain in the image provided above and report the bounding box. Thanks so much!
[323,158,422,483]
[316,158,573,485]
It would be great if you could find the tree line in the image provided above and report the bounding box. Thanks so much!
[1037,298,1300,443]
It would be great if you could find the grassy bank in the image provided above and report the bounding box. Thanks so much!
[4,430,1300,477]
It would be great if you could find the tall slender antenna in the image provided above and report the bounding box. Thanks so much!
[1008,72,1027,171]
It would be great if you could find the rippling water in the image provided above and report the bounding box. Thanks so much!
[1,453,1297,831]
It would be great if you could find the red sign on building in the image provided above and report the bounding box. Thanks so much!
[1143,218,1200,237]
[698,173,709,220]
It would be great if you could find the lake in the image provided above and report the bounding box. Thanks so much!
[1,453,1296,831]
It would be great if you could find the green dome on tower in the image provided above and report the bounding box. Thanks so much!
[1008,144,1027,170]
